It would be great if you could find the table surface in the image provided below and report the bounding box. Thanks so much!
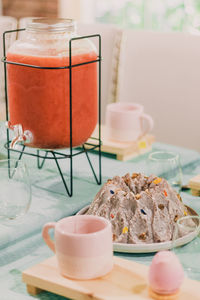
[0,134,200,300]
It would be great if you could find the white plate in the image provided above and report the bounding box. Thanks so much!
[77,205,199,253]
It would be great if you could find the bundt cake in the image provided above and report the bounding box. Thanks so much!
[86,173,190,244]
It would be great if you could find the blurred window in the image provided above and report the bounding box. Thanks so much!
[95,0,200,33]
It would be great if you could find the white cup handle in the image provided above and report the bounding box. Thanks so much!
[141,113,154,136]
[42,222,56,253]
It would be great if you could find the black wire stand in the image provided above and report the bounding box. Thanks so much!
[2,28,102,197]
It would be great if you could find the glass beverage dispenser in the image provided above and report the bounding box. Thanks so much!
[6,18,98,149]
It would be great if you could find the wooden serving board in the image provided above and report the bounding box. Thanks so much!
[22,256,200,300]
[189,175,200,197]
[86,125,155,161]
[191,189,200,197]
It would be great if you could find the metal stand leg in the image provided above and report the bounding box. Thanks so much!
[82,144,101,185]
[37,150,48,169]
[51,151,73,197]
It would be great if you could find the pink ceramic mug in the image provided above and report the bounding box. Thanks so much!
[106,102,154,142]
[42,215,113,280]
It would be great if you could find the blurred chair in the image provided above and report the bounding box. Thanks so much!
[0,16,17,120]
[77,22,122,123]
[116,30,200,150]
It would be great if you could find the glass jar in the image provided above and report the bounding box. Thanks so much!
[7,18,98,149]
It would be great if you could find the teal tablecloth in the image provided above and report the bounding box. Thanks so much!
[0,139,200,300]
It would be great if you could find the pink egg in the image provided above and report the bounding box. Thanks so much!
[149,251,184,295]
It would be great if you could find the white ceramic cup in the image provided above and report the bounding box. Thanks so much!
[42,215,113,280]
[105,102,154,142]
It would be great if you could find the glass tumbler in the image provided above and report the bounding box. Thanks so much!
[147,151,182,193]
[0,159,31,220]
[172,216,200,280]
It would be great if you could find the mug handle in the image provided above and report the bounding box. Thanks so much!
[42,222,56,253]
[140,113,154,136]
